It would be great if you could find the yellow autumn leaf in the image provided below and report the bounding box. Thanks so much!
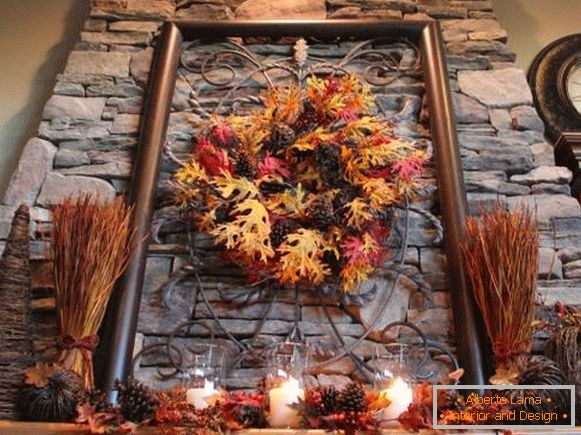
[362,178,399,208]
[276,229,329,285]
[343,197,374,230]
[357,139,413,168]
[213,199,274,263]
[212,172,259,202]
[264,184,309,218]
[341,259,373,293]
[174,160,207,185]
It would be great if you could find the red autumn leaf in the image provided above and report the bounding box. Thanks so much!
[342,236,367,266]
[195,137,232,176]
[391,153,427,181]
[258,152,291,178]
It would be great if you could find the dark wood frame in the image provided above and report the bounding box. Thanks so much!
[95,19,489,398]
[555,132,581,198]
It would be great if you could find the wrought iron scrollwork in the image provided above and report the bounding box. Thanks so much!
[142,36,452,387]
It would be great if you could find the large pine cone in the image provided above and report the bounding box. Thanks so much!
[337,382,366,413]
[116,379,158,423]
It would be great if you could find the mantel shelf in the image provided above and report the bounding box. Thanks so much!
[0,421,580,435]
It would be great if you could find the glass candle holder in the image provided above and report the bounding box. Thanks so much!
[373,343,414,424]
[183,343,224,409]
[266,341,309,428]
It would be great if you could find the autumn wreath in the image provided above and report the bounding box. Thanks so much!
[172,74,427,293]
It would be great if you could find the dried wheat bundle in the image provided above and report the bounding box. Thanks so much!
[462,203,538,367]
[51,195,133,389]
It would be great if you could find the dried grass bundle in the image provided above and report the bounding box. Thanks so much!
[462,203,538,367]
[51,195,133,389]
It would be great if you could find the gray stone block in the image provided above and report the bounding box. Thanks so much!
[38,119,112,142]
[3,138,57,206]
[177,4,234,19]
[531,183,571,195]
[86,82,143,97]
[326,0,416,12]
[65,51,130,77]
[42,95,106,121]
[510,166,572,186]
[36,172,115,206]
[328,7,402,19]
[446,40,516,62]
[458,68,533,107]
[464,170,530,195]
[530,142,555,166]
[54,149,91,168]
[57,161,133,179]
[489,108,511,131]
[110,114,141,134]
[244,0,315,18]
[510,105,545,132]
[90,0,175,19]
[538,285,581,306]
[538,248,563,280]
[108,96,144,114]
[53,82,85,97]
[558,247,581,264]
[452,92,488,123]
[130,48,154,86]
[418,5,467,18]
[81,31,153,46]
[507,194,581,223]
[564,260,581,280]
[108,21,161,32]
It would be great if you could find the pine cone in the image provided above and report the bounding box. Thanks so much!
[237,404,267,428]
[270,219,299,248]
[295,101,318,134]
[307,196,335,230]
[116,379,158,423]
[315,143,343,187]
[321,386,339,415]
[337,382,366,413]
[234,150,256,179]
[270,123,296,150]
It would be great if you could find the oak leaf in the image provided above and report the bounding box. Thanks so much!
[213,199,274,263]
[24,362,55,388]
[212,172,259,202]
[265,184,309,218]
[343,197,373,230]
[277,229,329,285]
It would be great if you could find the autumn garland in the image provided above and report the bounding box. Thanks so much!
[172,74,428,293]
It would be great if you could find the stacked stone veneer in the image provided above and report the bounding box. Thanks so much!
[1,0,580,396]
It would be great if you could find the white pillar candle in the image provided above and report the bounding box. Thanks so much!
[382,377,413,422]
[186,380,217,409]
[268,376,304,428]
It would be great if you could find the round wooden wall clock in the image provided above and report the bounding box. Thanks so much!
[528,34,581,142]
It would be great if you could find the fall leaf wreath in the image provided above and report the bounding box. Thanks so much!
[172,74,428,293]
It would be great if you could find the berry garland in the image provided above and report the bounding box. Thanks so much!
[172,74,428,293]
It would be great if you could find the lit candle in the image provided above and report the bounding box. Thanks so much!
[186,379,217,409]
[268,376,304,428]
[382,377,413,422]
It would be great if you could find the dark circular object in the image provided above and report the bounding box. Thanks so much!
[528,34,581,142]
[499,355,569,417]
[17,368,85,422]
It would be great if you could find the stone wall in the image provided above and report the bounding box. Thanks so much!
[1,0,580,399]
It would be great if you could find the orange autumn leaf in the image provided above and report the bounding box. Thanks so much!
[276,229,329,285]
[25,362,56,388]
[213,199,274,263]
